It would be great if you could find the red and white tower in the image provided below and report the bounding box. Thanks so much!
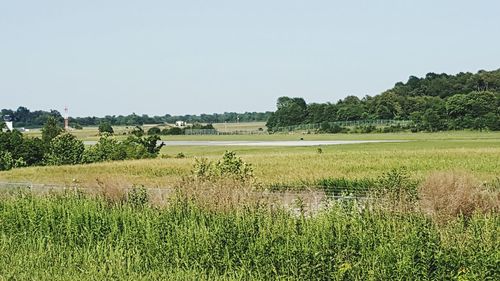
[64,106,69,131]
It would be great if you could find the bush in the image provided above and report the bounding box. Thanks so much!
[147,127,161,135]
[192,151,254,182]
[0,130,45,168]
[72,123,83,130]
[82,134,126,163]
[130,126,144,137]
[83,134,165,164]
[318,122,347,134]
[163,127,183,135]
[45,134,84,165]
[127,185,149,208]
[376,168,419,206]
[98,122,114,135]
[0,151,22,171]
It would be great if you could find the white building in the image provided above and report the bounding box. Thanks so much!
[175,121,186,127]
[2,115,13,131]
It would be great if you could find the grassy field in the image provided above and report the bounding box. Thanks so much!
[0,131,499,189]
[1,131,499,280]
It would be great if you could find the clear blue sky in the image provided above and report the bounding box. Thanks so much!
[1,0,499,117]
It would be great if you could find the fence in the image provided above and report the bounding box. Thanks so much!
[0,181,370,200]
[184,128,267,136]
[273,119,413,133]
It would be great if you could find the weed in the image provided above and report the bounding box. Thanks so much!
[127,185,149,208]
[376,168,419,206]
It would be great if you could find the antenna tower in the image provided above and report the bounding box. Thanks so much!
[64,106,69,131]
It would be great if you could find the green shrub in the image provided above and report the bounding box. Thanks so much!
[82,134,126,163]
[127,185,149,208]
[98,122,114,135]
[0,151,22,171]
[45,133,84,165]
[192,151,254,182]
[147,127,161,135]
[377,168,419,204]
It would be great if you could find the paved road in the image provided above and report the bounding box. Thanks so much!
[83,140,405,147]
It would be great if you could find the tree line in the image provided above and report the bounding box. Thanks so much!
[266,69,500,132]
[2,68,499,132]
[0,107,272,129]
[0,117,164,171]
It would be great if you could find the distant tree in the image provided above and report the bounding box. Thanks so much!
[266,96,308,130]
[131,126,144,137]
[147,127,161,135]
[72,123,83,130]
[41,116,63,143]
[121,135,164,159]
[421,109,443,132]
[98,122,114,135]
[164,127,183,135]
[141,135,165,155]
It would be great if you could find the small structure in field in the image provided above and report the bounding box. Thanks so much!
[175,121,186,127]
[2,115,13,131]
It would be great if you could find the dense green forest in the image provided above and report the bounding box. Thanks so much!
[0,108,272,128]
[267,69,500,132]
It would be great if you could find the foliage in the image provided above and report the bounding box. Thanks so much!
[82,134,126,163]
[0,151,25,171]
[72,123,83,130]
[41,116,63,143]
[162,127,183,135]
[126,135,164,155]
[83,134,164,163]
[98,122,114,135]
[319,122,346,133]
[377,168,419,204]
[45,133,85,165]
[267,69,500,132]
[192,151,254,182]
[127,185,149,208]
[266,96,308,128]
[147,126,161,135]
[0,130,45,170]
[130,126,144,137]
[0,194,497,280]
[1,106,272,128]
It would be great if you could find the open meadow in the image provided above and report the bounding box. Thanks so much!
[2,131,499,187]
[0,131,499,280]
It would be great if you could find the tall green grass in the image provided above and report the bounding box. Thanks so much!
[0,194,498,280]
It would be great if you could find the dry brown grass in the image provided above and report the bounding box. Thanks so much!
[419,172,499,220]
[89,175,133,202]
[173,177,327,215]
